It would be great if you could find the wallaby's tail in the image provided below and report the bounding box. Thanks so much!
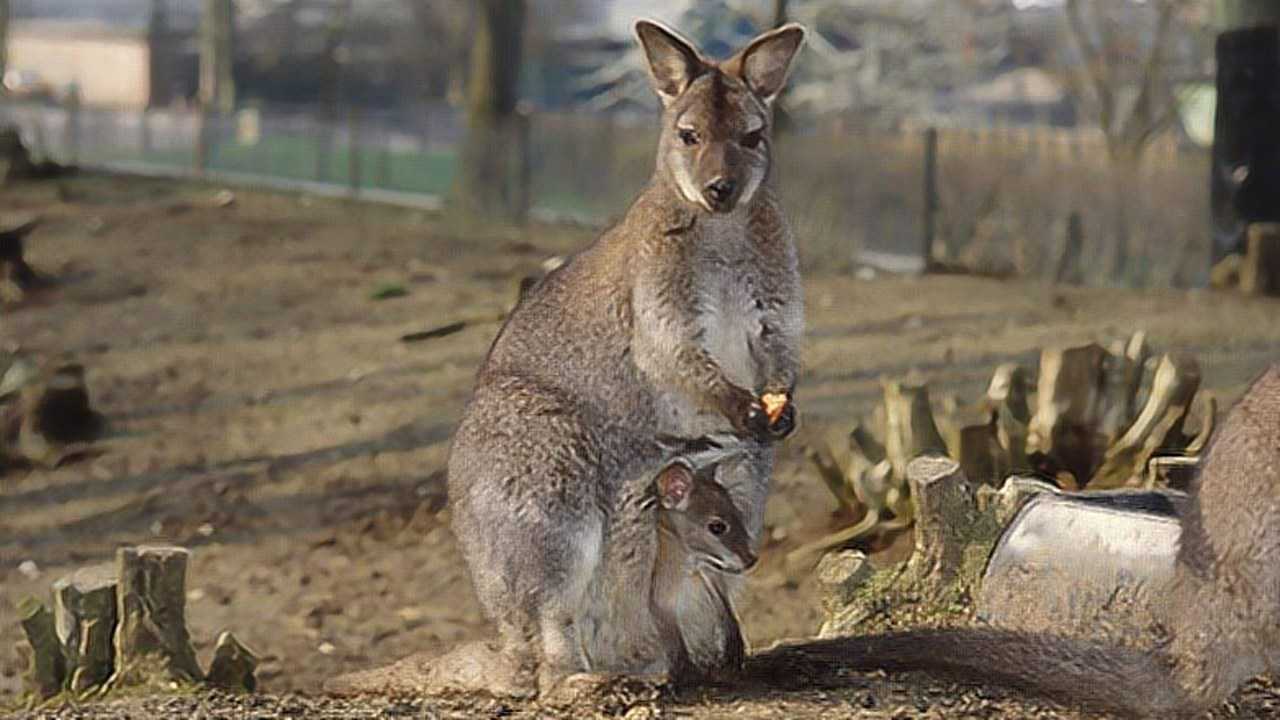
[744,629,1195,718]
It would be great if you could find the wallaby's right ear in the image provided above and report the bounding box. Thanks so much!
[634,20,706,105]
[656,462,693,511]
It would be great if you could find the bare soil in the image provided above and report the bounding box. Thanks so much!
[2,174,1279,718]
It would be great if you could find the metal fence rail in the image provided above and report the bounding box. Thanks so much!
[0,100,1210,286]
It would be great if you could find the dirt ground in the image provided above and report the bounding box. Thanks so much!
[2,174,1279,718]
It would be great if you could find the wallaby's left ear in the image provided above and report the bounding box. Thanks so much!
[728,23,806,105]
[656,462,693,511]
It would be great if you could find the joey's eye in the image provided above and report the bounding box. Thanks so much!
[708,519,728,536]
[741,130,763,149]
[678,128,700,146]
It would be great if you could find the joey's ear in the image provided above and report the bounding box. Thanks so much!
[727,23,806,104]
[634,20,707,105]
[656,463,694,511]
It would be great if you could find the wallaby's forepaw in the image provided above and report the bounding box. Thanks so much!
[735,390,795,443]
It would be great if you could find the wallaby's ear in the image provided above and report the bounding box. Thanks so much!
[656,463,693,510]
[728,23,806,105]
[634,19,706,105]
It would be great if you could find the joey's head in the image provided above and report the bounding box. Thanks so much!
[655,460,757,575]
[635,19,805,215]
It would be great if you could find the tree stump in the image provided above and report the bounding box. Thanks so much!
[53,563,118,693]
[905,455,977,584]
[18,596,66,699]
[1091,354,1201,489]
[112,546,204,683]
[1240,223,1280,296]
[16,363,105,468]
[0,216,41,303]
[1027,344,1109,486]
[986,363,1031,469]
[882,380,947,481]
[205,631,258,692]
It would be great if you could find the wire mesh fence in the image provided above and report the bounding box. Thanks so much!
[0,99,1210,286]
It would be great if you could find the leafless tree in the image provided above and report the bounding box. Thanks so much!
[450,0,529,222]
[1060,0,1197,166]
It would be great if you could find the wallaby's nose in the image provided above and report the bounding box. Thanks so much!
[703,178,737,209]
[742,552,759,573]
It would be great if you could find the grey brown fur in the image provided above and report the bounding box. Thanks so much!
[583,450,756,681]
[445,19,806,695]
[749,364,1280,718]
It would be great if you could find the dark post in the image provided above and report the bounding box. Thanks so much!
[922,126,939,271]
[347,106,360,194]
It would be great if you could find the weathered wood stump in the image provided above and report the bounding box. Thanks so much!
[205,631,258,693]
[0,216,41,303]
[15,363,105,468]
[53,563,118,693]
[1027,343,1110,486]
[1091,354,1201,489]
[905,455,977,584]
[18,596,66,699]
[112,546,204,683]
[1240,223,1280,296]
[882,379,947,480]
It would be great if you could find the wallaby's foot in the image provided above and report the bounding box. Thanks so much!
[324,641,535,700]
[428,640,536,699]
[540,671,669,707]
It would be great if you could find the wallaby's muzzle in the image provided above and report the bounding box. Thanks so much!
[702,177,738,213]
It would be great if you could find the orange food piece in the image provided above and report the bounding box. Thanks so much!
[761,392,788,423]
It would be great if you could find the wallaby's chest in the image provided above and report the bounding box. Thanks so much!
[689,223,772,388]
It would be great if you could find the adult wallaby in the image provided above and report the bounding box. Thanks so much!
[583,445,757,683]
[748,364,1280,719]
[446,19,806,696]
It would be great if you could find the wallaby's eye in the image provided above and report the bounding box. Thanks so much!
[708,518,728,536]
[678,128,700,147]
[741,130,763,149]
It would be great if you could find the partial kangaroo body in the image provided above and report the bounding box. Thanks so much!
[447,20,806,695]
[748,364,1280,718]
[582,444,756,680]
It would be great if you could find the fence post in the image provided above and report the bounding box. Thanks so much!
[66,92,82,166]
[922,126,939,271]
[140,108,151,158]
[193,106,208,175]
[347,106,360,195]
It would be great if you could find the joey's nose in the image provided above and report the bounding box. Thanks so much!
[742,552,759,572]
[703,178,737,209]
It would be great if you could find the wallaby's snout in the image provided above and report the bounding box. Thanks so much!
[740,549,759,573]
[703,177,738,212]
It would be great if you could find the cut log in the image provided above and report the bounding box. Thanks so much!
[882,379,947,480]
[1146,455,1200,491]
[905,455,977,583]
[1240,223,1280,296]
[18,596,66,699]
[1209,253,1242,289]
[1091,354,1202,490]
[205,631,258,692]
[985,363,1031,470]
[1027,344,1109,486]
[53,563,118,693]
[112,546,204,683]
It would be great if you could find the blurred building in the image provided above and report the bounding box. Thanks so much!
[6,18,197,109]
